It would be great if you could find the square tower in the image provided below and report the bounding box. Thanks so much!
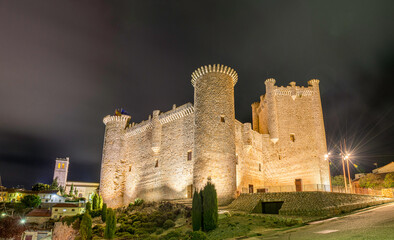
[53,157,70,188]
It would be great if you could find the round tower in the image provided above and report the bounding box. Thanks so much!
[191,64,238,205]
[100,114,130,208]
[265,78,279,143]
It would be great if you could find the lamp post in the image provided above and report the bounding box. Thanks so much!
[345,154,353,193]
[341,153,348,193]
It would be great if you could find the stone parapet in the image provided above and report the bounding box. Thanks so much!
[191,64,238,87]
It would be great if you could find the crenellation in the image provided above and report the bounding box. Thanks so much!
[100,64,330,208]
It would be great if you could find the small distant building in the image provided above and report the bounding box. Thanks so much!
[372,162,394,174]
[26,209,51,225]
[51,203,85,219]
[53,157,70,188]
[22,230,52,240]
[65,181,99,200]
[52,157,99,200]
[0,189,34,202]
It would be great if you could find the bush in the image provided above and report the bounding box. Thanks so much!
[80,212,92,240]
[155,228,164,235]
[101,203,107,222]
[21,195,41,208]
[92,225,104,237]
[104,208,116,239]
[86,202,92,213]
[163,219,175,229]
[159,230,184,240]
[384,173,394,188]
[192,189,202,231]
[133,198,144,206]
[189,230,207,240]
[202,182,218,231]
[359,173,384,189]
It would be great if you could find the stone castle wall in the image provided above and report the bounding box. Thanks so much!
[100,65,330,207]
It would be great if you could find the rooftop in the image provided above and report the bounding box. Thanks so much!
[52,203,79,208]
[26,209,51,217]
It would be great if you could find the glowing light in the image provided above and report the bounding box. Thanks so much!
[1,213,6,217]
[20,219,26,224]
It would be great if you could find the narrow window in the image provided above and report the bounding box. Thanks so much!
[220,116,225,123]
[58,163,61,169]
[62,163,65,169]
[278,155,281,160]
[259,163,261,172]
[236,154,238,165]
[155,160,158,168]
[129,165,132,172]
[187,151,192,161]
[290,133,295,142]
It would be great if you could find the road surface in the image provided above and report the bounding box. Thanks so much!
[264,202,394,240]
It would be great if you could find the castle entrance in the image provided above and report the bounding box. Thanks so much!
[187,184,193,198]
[295,179,302,192]
[249,184,254,193]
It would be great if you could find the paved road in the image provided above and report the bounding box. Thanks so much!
[264,202,394,240]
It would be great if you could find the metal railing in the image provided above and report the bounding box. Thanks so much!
[241,185,394,198]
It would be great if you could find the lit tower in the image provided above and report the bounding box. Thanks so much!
[191,64,238,205]
[53,157,69,188]
[101,114,131,207]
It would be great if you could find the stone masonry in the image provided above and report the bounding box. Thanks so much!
[100,64,331,208]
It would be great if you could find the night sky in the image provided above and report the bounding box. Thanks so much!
[0,1,393,188]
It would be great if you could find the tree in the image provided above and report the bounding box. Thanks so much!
[80,212,92,240]
[59,185,65,195]
[21,195,41,208]
[202,182,218,231]
[359,173,384,189]
[192,189,202,231]
[0,216,26,239]
[86,202,92,213]
[74,188,79,197]
[32,183,50,191]
[98,195,103,209]
[69,183,74,196]
[92,193,99,210]
[384,173,394,188]
[331,175,345,186]
[101,203,107,222]
[104,208,116,239]
[50,178,59,190]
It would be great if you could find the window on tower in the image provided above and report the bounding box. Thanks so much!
[290,133,295,142]
[58,163,61,169]
[187,151,192,161]
[220,116,225,123]
[62,163,65,169]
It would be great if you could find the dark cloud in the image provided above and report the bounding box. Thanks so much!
[0,0,393,187]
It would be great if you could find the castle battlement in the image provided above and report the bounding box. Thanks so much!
[125,103,194,137]
[191,64,238,87]
[103,115,131,125]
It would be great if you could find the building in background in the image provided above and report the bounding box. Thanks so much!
[52,158,99,200]
[65,181,99,200]
[51,203,85,219]
[372,162,394,174]
[53,157,70,188]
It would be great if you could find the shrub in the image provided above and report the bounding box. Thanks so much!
[189,230,207,240]
[86,202,92,213]
[104,208,116,239]
[21,195,41,208]
[384,173,394,188]
[155,228,164,235]
[134,198,144,206]
[359,173,384,189]
[192,189,202,231]
[90,209,102,218]
[159,230,184,240]
[101,203,107,222]
[202,182,218,231]
[92,225,104,237]
[80,212,92,240]
[92,194,99,210]
[163,219,175,229]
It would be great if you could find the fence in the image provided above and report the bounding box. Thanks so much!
[241,184,394,198]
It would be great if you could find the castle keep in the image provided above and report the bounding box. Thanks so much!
[100,64,330,207]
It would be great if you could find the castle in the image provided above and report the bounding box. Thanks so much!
[100,64,330,208]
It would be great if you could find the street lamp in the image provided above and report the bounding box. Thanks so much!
[341,153,348,193]
[20,219,26,224]
[345,153,353,193]
[1,212,6,217]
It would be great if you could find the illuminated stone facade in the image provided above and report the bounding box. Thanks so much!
[100,64,330,208]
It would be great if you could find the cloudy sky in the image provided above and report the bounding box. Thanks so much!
[0,0,393,188]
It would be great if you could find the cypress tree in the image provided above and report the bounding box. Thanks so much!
[80,212,92,240]
[192,189,202,231]
[98,195,103,209]
[104,208,116,239]
[202,182,218,231]
[101,203,107,222]
[92,193,98,210]
[86,202,92,213]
